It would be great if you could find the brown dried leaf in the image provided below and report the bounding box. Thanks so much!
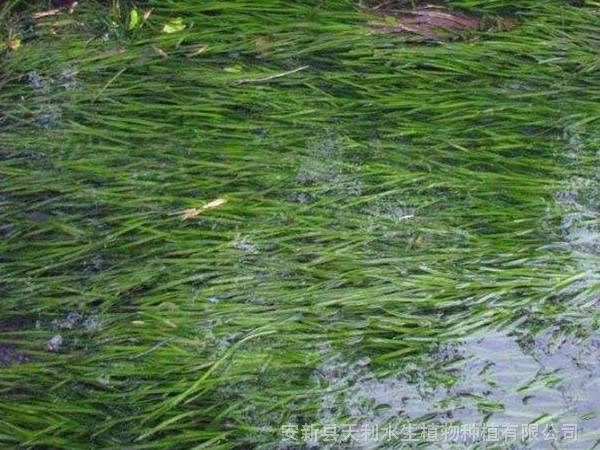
[368,5,479,37]
[413,10,478,30]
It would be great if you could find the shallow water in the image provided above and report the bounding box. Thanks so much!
[312,325,600,449]
[305,130,600,450]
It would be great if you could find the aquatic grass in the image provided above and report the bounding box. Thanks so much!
[1,0,600,448]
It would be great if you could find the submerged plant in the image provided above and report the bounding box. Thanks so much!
[1,0,599,448]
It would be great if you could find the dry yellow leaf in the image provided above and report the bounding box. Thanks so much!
[203,198,227,210]
[186,45,208,58]
[181,198,227,220]
[6,38,21,51]
[143,8,154,22]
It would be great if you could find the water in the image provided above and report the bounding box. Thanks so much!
[305,129,600,450]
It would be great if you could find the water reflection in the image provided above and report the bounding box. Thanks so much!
[316,327,600,449]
